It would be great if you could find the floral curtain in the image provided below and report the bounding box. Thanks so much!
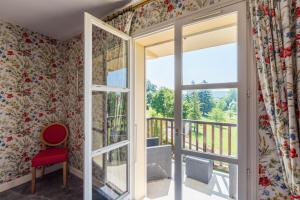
[249,0,300,196]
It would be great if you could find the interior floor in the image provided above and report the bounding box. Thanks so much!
[0,170,102,200]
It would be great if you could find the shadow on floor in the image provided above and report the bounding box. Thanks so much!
[184,171,229,199]
[147,171,230,200]
[147,178,172,199]
[0,170,106,200]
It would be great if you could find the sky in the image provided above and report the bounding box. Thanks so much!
[146,43,237,90]
[107,68,127,88]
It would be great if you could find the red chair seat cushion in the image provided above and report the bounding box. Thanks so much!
[32,148,68,167]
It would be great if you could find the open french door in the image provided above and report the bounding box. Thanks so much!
[174,2,247,200]
[84,13,133,200]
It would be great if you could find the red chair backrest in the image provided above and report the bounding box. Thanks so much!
[291,196,300,199]
[41,123,68,146]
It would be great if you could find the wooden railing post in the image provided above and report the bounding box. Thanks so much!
[212,125,215,153]
[147,119,150,138]
[145,117,237,159]
[150,119,152,137]
[220,125,223,166]
[220,125,223,155]
[203,124,207,152]
[228,126,231,156]
[151,119,154,137]
[160,119,163,145]
[196,123,199,151]
[183,121,185,149]
[189,122,192,150]
[171,121,174,146]
[165,120,168,144]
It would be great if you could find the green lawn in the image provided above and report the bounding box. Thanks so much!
[188,124,237,156]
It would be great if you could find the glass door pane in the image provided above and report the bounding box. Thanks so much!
[182,13,238,85]
[92,146,129,199]
[174,2,247,200]
[92,91,128,150]
[181,89,238,159]
[181,156,238,200]
[180,13,239,200]
[92,24,129,88]
[84,13,132,200]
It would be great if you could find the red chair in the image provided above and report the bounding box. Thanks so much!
[291,196,300,199]
[31,122,69,193]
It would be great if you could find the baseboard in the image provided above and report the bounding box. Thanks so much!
[69,166,83,179]
[0,164,62,193]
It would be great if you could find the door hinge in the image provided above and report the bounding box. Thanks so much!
[247,168,251,176]
[247,89,251,97]
[175,128,179,136]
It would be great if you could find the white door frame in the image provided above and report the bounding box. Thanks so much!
[174,2,248,199]
[84,12,134,200]
[131,1,257,199]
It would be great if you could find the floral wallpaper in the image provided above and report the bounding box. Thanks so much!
[0,20,66,184]
[130,0,222,33]
[59,35,84,171]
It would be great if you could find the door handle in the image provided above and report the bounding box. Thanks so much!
[175,128,185,136]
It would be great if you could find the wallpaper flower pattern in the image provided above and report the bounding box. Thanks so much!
[0,20,66,184]
[60,35,84,171]
[130,0,222,33]
[250,0,300,198]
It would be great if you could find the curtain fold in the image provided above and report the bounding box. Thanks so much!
[249,0,300,196]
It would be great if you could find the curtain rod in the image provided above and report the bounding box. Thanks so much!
[103,0,154,22]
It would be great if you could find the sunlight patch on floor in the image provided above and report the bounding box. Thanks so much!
[145,171,230,200]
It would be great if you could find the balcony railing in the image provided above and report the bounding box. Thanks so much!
[146,117,237,157]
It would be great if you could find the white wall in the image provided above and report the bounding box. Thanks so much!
[133,42,146,200]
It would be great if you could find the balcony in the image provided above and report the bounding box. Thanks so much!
[146,117,237,200]
[146,117,237,158]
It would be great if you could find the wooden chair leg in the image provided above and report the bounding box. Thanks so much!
[63,161,68,187]
[31,167,36,193]
[41,166,45,177]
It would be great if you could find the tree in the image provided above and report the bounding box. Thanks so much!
[209,107,226,122]
[215,99,226,110]
[182,98,190,119]
[147,107,162,117]
[227,101,237,121]
[146,80,157,92]
[223,89,237,110]
[151,87,174,117]
[183,91,201,120]
[199,90,214,117]
[146,80,158,108]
